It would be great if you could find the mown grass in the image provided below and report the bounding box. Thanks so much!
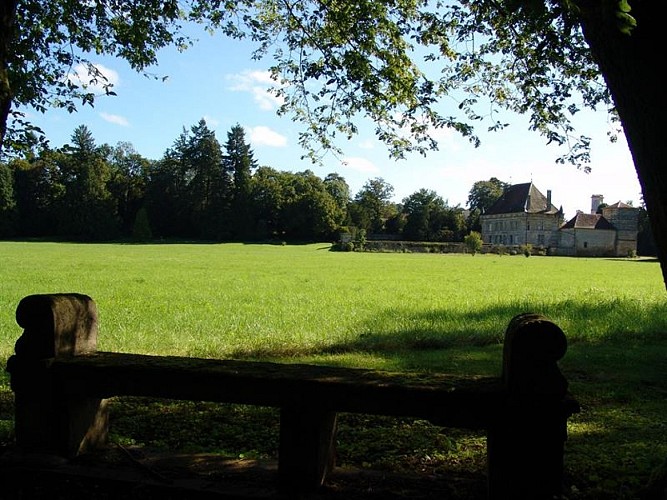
[0,241,666,499]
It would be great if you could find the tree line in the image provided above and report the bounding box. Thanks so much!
[0,120,484,243]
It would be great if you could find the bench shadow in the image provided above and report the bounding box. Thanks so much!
[227,298,667,372]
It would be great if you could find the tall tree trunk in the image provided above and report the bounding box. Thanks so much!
[0,0,18,153]
[578,1,667,289]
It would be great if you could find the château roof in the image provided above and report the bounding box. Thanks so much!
[560,213,615,230]
[484,182,561,215]
[604,201,636,210]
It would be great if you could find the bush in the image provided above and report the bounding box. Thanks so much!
[521,244,533,257]
[463,231,483,255]
[330,241,354,252]
[354,229,367,251]
[132,207,153,241]
[493,245,508,256]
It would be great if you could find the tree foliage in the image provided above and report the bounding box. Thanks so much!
[187,0,626,167]
[402,188,464,242]
[350,177,396,234]
[183,119,230,239]
[1,0,627,162]
[464,231,483,255]
[225,124,257,239]
[11,152,63,236]
[57,125,119,239]
[323,173,351,227]
[467,178,509,215]
[0,161,17,236]
[467,177,510,232]
[106,142,150,235]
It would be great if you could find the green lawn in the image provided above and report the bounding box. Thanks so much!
[1,241,665,362]
[1,241,666,499]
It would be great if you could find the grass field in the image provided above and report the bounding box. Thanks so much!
[1,241,666,499]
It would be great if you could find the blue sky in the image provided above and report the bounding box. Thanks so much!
[23,26,642,220]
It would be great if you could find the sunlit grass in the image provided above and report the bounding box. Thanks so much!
[1,242,664,366]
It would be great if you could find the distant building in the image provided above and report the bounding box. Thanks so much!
[557,200,639,256]
[480,183,639,257]
[480,182,564,247]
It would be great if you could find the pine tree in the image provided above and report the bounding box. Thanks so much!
[223,124,257,239]
[58,125,119,240]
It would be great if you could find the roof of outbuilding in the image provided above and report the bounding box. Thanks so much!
[485,182,561,215]
[560,212,615,230]
[604,201,636,209]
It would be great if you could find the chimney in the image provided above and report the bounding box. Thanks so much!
[547,190,552,207]
[591,194,604,214]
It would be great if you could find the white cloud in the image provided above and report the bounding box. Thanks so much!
[100,112,129,127]
[240,70,277,85]
[227,70,284,111]
[341,157,380,174]
[68,63,119,94]
[358,139,376,150]
[249,126,287,147]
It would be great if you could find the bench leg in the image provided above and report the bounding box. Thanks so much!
[9,358,108,457]
[487,404,568,500]
[278,405,337,495]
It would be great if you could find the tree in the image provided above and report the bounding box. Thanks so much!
[464,231,483,256]
[468,179,509,214]
[223,124,257,239]
[3,1,667,287]
[350,178,395,234]
[402,189,447,241]
[183,119,230,239]
[145,120,231,240]
[281,170,340,240]
[0,161,17,236]
[144,158,179,239]
[132,206,153,241]
[323,173,351,228]
[57,125,119,240]
[637,205,656,257]
[438,206,467,242]
[467,178,510,232]
[106,142,150,236]
[250,166,286,240]
[10,152,64,236]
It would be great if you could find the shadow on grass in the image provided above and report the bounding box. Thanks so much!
[226,298,667,366]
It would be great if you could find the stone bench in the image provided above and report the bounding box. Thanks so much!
[6,293,579,499]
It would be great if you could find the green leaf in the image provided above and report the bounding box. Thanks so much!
[617,0,632,13]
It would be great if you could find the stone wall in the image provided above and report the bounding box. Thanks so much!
[556,228,617,257]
